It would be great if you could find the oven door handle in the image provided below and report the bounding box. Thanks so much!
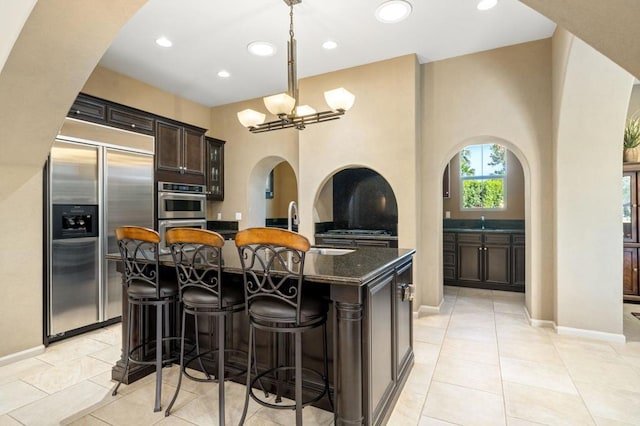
[158,192,206,201]
[160,219,206,227]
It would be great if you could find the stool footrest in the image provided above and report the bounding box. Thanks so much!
[248,366,329,410]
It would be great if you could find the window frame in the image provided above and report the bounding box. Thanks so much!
[459,144,508,211]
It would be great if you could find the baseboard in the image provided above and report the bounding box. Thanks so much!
[524,307,555,328]
[524,307,626,343]
[555,326,626,343]
[414,299,444,318]
[0,345,45,367]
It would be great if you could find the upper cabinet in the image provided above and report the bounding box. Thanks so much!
[69,93,155,135]
[205,137,225,200]
[155,119,206,184]
[69,93,209,185]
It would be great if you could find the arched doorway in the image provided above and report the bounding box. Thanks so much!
[246,157,298,229]
[441,138,530,304]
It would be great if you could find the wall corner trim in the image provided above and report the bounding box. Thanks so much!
[524,306,555,328]
[414,300,444,317]
[555,326,626,344]
[0,345,46,367]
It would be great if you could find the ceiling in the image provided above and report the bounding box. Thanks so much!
[98,0,556,108]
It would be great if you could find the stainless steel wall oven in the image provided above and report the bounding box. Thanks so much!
[157,181,207,253]
[157,181,206,219]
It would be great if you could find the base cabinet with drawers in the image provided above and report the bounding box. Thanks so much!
[444,231,524,292]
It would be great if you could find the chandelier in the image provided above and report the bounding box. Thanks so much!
[237,0,355,133]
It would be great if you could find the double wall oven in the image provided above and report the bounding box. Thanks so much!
[157,181,207,253]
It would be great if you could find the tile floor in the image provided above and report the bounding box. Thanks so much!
[1,287,640,425]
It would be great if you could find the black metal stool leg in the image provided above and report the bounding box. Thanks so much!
[193,313,211,379]
[154,302,163,412]
[165,309,187,416]
[218,315,226,426]
[112,300,134,396]
[295,331,302,426]
[239,324,254,425]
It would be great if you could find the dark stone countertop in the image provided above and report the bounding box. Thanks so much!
[315,232,398,240]
[443,228,524,234]
[107,241,415,287]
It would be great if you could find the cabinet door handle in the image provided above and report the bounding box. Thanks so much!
[131,123,136,128]
[634,268,638,272]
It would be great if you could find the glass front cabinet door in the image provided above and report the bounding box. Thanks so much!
[623,172,636,243]
[206,137,225,201]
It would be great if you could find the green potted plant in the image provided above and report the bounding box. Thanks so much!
[624,117,640,163]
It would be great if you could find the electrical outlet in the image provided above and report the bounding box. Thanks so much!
[235,212,242,220]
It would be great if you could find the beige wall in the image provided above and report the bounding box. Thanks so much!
[552,29,633,337]
[0,0,147,359]
[443,149,525,220]
[83,66,211,132]
[420,39,554,319]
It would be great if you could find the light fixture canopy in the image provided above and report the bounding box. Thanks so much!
[237,0,355,133]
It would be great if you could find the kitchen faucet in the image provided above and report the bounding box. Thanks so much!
[288,201,299,232]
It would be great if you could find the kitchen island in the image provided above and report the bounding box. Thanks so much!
[109,242,415,425]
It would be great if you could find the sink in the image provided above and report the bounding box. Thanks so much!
[308,247,355,256]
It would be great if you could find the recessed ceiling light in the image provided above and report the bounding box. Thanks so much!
[247,41,276,57]
[477,0,498,11]
[155,36,172,47]
[375,0,412,23]
[322,40,338,50]
[217,70,230,78]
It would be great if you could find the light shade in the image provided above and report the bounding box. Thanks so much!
[237,109,266,128]
[324,88,355,112]
[264,93,296,115]
[296,105,317,116]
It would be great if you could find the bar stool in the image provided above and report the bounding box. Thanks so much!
[235,227,331,425]
[163,228,245,425]
[112,226,179,412]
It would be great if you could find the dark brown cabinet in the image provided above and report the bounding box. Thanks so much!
[445,231,523,291]
[512,234,526,286]
[205,137,225,200]
[443,232,456,281]
[156,120,206,184]
[623,166,640,301]
[443,163,450,198]
[68,93,155,135]
[365,259,413,424]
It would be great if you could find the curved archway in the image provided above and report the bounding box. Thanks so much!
[246,156,298,229]
[439,136,535,313]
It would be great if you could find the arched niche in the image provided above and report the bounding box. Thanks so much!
[313,166,398,235]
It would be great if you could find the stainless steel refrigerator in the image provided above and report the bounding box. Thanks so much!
[46,118,154,340]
